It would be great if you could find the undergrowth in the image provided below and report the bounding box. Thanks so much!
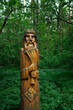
[0,67,73,110]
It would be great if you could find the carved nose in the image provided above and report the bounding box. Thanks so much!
[29,36,32,41]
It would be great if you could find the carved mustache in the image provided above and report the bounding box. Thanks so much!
[26,41,35,45]
[24,41,37,49]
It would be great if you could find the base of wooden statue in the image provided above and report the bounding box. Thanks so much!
[20,79,40,110]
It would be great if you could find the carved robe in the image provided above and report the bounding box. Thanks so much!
[20,48,40,110]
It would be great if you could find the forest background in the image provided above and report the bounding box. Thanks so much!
[0,0,73,110]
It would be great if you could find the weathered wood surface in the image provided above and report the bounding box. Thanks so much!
[20,30,40,110]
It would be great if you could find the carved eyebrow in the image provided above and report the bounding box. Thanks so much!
[32,35,35,37]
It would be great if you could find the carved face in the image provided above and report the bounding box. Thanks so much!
[23,33,37,49]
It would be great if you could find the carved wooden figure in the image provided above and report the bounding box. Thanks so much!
[20,30,40,110]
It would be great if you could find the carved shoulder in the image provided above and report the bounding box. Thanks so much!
[36,49,39,56]
[36,49,39,66]
[20,48,24,54]
[21,48,24,51]
[20,48,25,69]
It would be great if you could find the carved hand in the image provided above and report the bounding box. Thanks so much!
[29,63,37,72]
[31,70,39,79]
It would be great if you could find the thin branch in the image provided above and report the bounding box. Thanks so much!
[0,8,16,34]
[54,18,73,25]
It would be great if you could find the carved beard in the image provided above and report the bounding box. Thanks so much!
[24,41,37,50]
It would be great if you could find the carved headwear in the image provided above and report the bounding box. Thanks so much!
[25,29,35,35]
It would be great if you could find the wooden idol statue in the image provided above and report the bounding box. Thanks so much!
[20,30,40,110]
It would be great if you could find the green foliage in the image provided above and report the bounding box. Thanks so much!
[0,67,20,110]
[0,67,73,110]
[39,69,73,110]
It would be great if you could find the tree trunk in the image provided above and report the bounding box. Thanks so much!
[57,6,61,35]
[69,0,70,30]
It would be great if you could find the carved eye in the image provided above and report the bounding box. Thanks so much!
[26,35,29,38]
[32,35,35,38]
